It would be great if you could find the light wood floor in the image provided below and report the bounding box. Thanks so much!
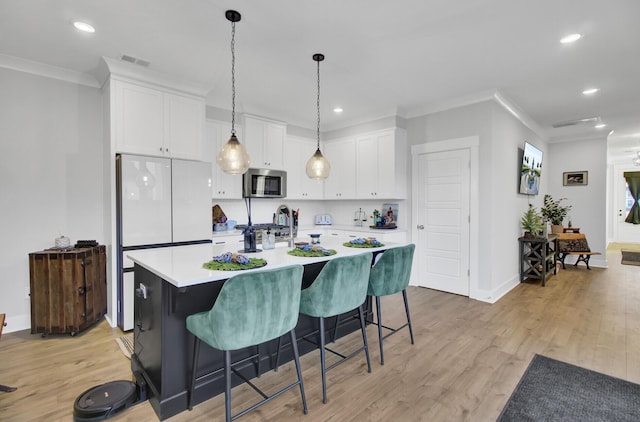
[1,244,639,421]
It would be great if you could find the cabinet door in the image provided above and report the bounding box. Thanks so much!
[244,117,265,168]
[207,121,242,199]
[265,122,285,169]
[244,116,285,169]
[356,130,397,198]
[164,93,205,160]
[120,155,173,246]
[284,136,323,199]
[114,80,164,156]
[356,134,379,198]
[323,138,356,199]
[172,159,212,242]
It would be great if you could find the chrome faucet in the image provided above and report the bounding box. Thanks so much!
[277,204,296,248]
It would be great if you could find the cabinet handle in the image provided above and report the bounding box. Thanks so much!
[78,287,86,295]
[159,147,163,152]
[417,225,425,230]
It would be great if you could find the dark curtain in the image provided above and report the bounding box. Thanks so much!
[624,172,640,224]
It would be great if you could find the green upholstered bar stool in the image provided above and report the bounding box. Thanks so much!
[186,265,307,422]
[367,244,416,365]
[299,252,373,404]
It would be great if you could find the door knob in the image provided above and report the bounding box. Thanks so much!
[417,225,424,230]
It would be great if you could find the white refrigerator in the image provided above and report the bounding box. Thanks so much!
[116,154,212,331]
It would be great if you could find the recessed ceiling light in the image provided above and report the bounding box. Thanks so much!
[595,123,607,129]
[582,88,599,95]
[560,33,582,44]
[333,107,343,113]
[73,21,95,33]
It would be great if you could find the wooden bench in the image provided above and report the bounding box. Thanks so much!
[557,233,601,270]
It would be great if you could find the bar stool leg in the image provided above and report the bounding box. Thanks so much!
[403,290,415,344]
[289,329,308,414]
[224,350,232,422]
[188,337,201,410]
[319,317,328,404]
[375,295,385,365]
[357,305,372,373]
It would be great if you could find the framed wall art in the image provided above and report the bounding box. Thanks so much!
[563,171,588,186]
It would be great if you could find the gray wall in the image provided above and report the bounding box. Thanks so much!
[0,67,104,331]
[405,100,549,300]
[548,137,607,266]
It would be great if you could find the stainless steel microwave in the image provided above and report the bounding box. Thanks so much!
[242,168,287,198]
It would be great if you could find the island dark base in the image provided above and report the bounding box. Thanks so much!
[131,262,372,421]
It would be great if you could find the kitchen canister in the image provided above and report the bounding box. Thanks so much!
[55,235,71,248]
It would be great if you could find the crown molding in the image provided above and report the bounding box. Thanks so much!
[97,56,209,97]
[0,53,100,88]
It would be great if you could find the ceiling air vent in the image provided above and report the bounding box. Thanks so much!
[120,54,150,67]
[552,116,600,128]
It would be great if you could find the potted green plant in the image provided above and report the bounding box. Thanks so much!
[541,194,572,233]
[521,205,545,238]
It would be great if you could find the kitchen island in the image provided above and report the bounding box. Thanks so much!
[128,236,400,420]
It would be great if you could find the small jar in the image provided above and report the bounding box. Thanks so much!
[310,234,321,244]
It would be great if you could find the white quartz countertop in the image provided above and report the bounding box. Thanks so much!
[127,236,402,288]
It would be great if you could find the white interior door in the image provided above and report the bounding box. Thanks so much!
[414,149,470,296]
[615,168,640,243]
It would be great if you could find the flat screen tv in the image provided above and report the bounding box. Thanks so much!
[519,141,543,195]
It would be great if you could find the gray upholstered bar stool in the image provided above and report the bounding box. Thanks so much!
[186,265,307,422]
[298,252,373,404]
[367,244,416,365]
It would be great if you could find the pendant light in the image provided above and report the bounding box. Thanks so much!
[217,10,250,175]
[306,53,330,180]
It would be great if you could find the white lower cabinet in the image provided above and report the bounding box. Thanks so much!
[212,234,243,247]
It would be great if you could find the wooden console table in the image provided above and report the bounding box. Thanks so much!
[518,235,558,286]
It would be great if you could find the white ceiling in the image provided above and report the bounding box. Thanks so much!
[1,0,639,162]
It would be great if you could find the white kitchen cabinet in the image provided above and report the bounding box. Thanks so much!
[284,136,324,199]
[113,79,205,160]
[356,128,407,199]
[207,120,243,199]
[164,92,205,160]
[212,233,243,247]
[244,115,285,169]
[323,137,356,199]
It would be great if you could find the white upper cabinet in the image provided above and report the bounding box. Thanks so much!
[164,93,205,160]
[284,136,324,200]
[323,137,356,199]
[112,79,205,160]
[244,115,285,170]
[207,120,243,199]
[355,128,407,199]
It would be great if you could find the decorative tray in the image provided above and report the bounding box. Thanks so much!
[203,252,267,271]
[288,245,336,257]
[369,225,397,230]
[343,238,384,248]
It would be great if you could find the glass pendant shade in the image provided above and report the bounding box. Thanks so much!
[306,148,331,179]
[217,134,250,174]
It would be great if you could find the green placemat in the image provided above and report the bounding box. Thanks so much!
[288,248,337,257]
[203,258,267,271]
[343,241,384,248]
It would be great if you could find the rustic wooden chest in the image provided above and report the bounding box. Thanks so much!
[29,246,107,336]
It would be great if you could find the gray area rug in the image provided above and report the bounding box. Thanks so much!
[621,249,640,266]
[498,354,640,421]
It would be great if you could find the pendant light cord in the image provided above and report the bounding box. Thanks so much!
[231,20,236,135]
[316,58,321,149]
